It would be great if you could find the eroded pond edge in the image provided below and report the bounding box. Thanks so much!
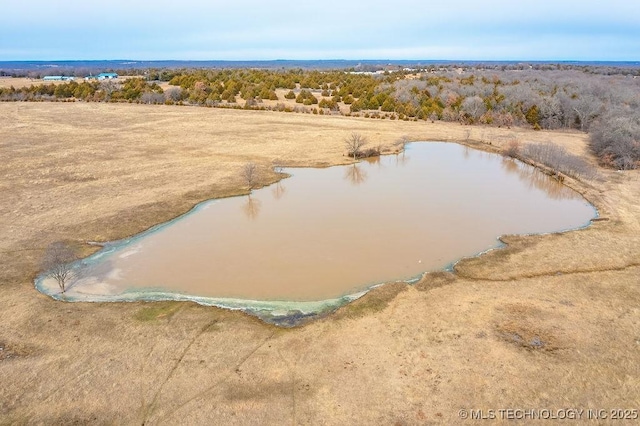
[34,140,600,327]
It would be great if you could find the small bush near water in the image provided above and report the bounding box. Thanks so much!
[502,140,521,158]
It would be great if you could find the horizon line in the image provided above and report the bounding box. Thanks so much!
[1,59,639,64]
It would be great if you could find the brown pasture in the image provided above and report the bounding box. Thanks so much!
[0,102,638,424]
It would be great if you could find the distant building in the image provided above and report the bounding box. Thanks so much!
[85,72,119,81]
[348,70,386,75]
[98,72,118,80]
[43,76,75,81]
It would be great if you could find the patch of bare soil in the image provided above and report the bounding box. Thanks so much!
[1,103,639,424]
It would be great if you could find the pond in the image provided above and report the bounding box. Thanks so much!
[36,142,597,323]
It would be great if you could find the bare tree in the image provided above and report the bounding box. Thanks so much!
[140,92,164,104]
[461,95,486,123]
[590,109,640,170]
[99,80,119,100]
[41,241,78,293]
[344,133,368,160]
[164,87,183,102]
[571,94,602,131]
[538,96,563,130]
[242,163,258,191]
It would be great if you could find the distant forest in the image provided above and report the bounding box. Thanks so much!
[1,63,638,169]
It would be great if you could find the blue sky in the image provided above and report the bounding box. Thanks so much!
[1,0,638,60]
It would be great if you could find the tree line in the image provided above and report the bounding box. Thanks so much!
[1,66,638,169]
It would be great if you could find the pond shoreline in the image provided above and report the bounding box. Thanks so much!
[5,103,639,424]
[35,139,601,326]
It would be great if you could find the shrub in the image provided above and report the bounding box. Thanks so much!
[522,142,599,180]
[502,140,521,158]
[319,98,337,109]
[296,90,318,104]
[360,147,381,158]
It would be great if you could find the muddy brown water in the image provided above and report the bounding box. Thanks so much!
[38,142,596,306]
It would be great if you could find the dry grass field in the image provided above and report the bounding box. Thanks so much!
[1,102,639,424]
[0,77,85,89]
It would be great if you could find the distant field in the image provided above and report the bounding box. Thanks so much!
[0,77,62,88]
[0,77,360,115]
[0,76,127,89]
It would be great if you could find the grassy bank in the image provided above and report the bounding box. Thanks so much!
[1,103,638,424]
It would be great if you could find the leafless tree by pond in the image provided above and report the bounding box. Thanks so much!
[242,162,258,191]
[41,241,79,293]
[344,133,368,160]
